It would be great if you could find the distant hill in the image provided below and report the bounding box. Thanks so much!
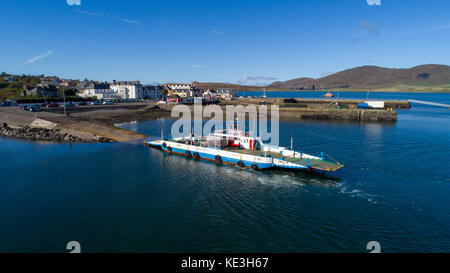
[269,64,450,91]
[168,64,450,92]
[191,82,263,91]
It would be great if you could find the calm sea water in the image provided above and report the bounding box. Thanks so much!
[237,90,450,102]
[0,92,449,253]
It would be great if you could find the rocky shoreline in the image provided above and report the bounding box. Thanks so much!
[0,122,113,143]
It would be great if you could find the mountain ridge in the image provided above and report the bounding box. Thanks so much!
[179,64,450,92]
[268,64,450,90]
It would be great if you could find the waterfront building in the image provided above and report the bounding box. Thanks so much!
[78,81,163,100]
[164,84,203,98]
[172,90,188,98]
[202,90,217,99]
[40,79,60,86]
[190,89,203,98]
[165,84,193,91]
[79,83,117,99]
[143,85,163,100]
[164,84,195,98]
[203,89,235,100]
[23,84,59,97]
[217,89,236,99]
[110,81,144,100]
[58,81,71,87]
[76,81,91,90]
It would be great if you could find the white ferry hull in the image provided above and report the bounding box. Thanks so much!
[147,139,274,170]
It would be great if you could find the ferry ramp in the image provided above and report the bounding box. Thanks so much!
[284,157,343,171]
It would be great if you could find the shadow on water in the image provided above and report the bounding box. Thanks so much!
[153,145,341,189]
[258,168,341,188]
[117,137,149,145]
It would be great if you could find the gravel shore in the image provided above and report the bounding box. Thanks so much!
[0,122,113,143]
[0,105,150,143]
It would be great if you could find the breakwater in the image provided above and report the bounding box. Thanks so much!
[234,98,411,109]
[161,103,398,122]
[278,108,396,121]
[225,98,404,121]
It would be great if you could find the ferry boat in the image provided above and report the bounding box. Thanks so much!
[145,122,343,174]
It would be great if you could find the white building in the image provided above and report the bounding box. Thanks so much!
[79,83,117,99]
[163,84,203,98]
[165,84,193,91]
[110,81,144,100]
[216,89,236,99]
[203,89,235,100]
[78,81,164,100]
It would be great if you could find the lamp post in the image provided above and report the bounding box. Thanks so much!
[63,86,67,116]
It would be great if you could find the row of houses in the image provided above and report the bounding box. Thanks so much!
[164,84,202,98]
[79,82,236,101]
[17,78,235,101]
[78,81,163,100]
[163,84,235,100]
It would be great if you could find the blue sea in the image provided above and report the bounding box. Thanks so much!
[0,92,449,252]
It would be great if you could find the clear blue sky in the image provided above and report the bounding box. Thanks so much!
[1,0,450,85]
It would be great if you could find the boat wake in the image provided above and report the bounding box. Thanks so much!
[336,183,379,204]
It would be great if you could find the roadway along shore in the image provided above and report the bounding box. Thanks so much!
[0,104,152,143]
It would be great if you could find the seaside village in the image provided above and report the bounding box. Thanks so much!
[0,73,236,107]
[78,82,234,103]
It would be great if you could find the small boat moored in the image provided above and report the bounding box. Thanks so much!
[322,92,334,98]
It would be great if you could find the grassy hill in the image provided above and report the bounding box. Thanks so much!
[168,64,450,92]
[269,64,450,92]
[0,81,23,99]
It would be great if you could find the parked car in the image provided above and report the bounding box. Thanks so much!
[90,101,101,105]
[28,106,41,112]
[45,103,59,108]
[102,101,113,105]
[64,103,75,107]
[78,101,87,106]
[19,105,29,111]
[3,100,17,106]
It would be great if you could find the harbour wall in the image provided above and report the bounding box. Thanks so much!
[161,104,398,122]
